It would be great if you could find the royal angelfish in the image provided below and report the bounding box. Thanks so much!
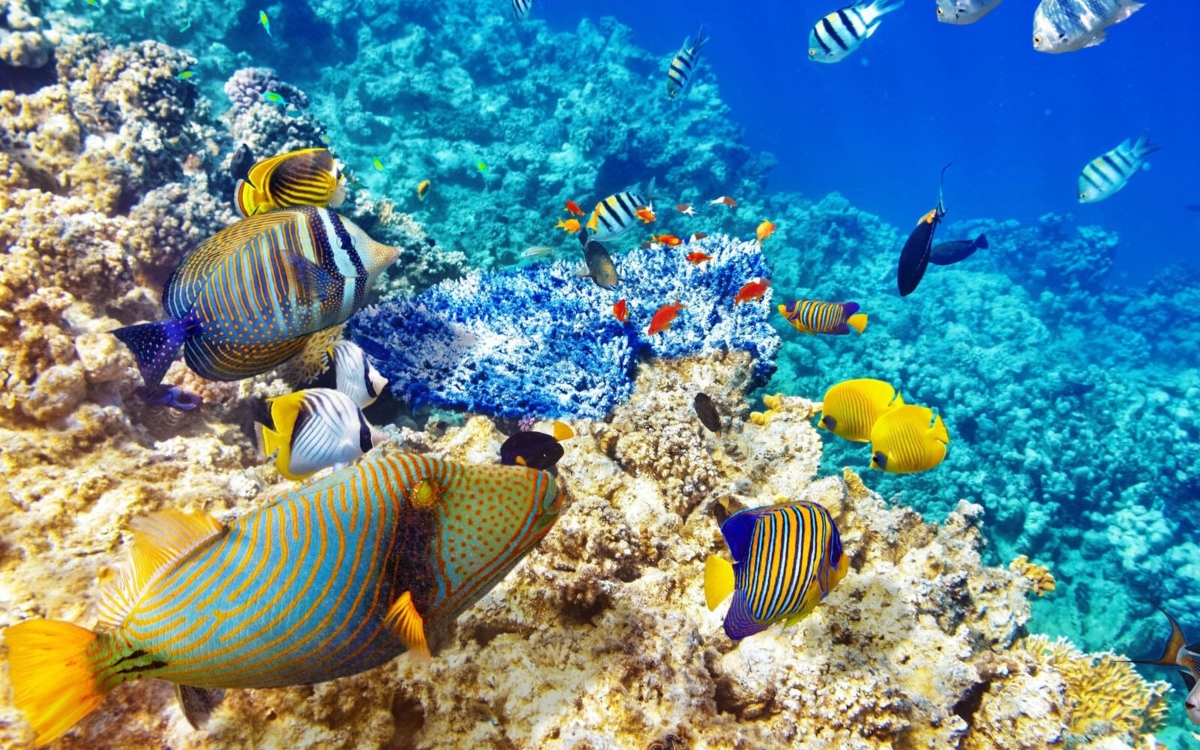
[778,300,868,335]
[1033,0,1142,54]
[112,207,399,393]
[1078,133,1161,204]
[808,0,905,64]
[705,501,849,641]
[234,148,347,218]
[1133,607,1200,727]
[261,388,384,481]
[936,0,1002,24]
[3,453,563,745]
[327,340,388,408]
[897,162,952,297]
[869,404,950,473]
[586,179,656,246]
[929,234,987,266]
[666,27,710,99]
[818,378,903,443]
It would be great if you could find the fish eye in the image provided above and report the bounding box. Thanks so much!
[1033,35,1041,44]
[936,7,943,14]
[808,49,816,57]
[1079,192,1087,199]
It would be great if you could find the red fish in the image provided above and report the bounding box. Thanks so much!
[676,203,696,216]
[648,299,686,335]
[636,207,657,223]
[557,218,582,234]
[756,219,776,244]
[734,277,772,305]
[613,299,629,323]
[686,252,711,264]
[564,200,585,216]
[652,233,682,247]
[710,196,737,208]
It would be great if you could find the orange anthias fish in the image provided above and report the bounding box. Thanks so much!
[648,299,686,335]
[613,299,629,323]
[564,200,584,216]
[686,252,712,264]
[652,234,682,247]
[734,277,772,305]
[557,218,582,234]
[710,196,737,208]
[756,219,776,244]
[636,207,657,223]
[676,203,696,216]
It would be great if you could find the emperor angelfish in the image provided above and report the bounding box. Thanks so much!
[809,0,905,64]
[936,0,1002,24]
[585,178,656,246]
[3,454,563,745]
[260,388,383,481]
[327,340,388,408]
[234,148,347,218]
[111,207,399,392]
[666,27,710,99]
[1033,0,1142,54]
[1078,133,1161,204]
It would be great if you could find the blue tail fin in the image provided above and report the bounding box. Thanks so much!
[111,316,195,393]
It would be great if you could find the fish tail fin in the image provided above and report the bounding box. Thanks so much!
[1131,132,1162,161]
[4,619,108,745]
[869,0,905,18]
[111,316,195,393]
[692,26,710,52]
[704,555,735,611]
[975,234,988,250]
[847,313,868,334]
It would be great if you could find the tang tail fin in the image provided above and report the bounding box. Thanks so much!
[847,313,868,334]
[704,555,735,611]
[974,234,988,250]
[1133,607,1189,668]
[111,316,195,393]
[4,619,108,746]
[1131,132,1162,162]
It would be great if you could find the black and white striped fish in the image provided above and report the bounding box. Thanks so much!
[1078,133,1161,204]
[261,388,383,481]
[1033,0,1142,54]
[327,341,388,408]
[936,0,1003,24]
[666,27,710,100]
[808,0,905,64]
[585,178,657,246]
[512,0,532,21]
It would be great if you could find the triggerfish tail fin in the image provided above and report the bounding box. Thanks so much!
[847,313,868,334]
[3,619,108,746]
[974,234,988,250]
[111,315,197,393]
[1134,607,1189,668]
[384,591,431,663]
[704,555,735,611]
[722,589,767,641]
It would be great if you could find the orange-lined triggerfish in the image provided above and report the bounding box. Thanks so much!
[3,453,564,745]
[778,300,868,335]
[897,162,952,297]
[705,501,849,640]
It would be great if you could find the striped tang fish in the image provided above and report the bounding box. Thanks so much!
[327,340,388,408]
[585,178,656,246]
[808,0,905,64]
[705,501,849,641]
[1033,0,1142,54]
[512,0,532,20]
[1078,133,1161,204]
[260,388,383,481]
[112,207,399,392]
[817,378,903,443]
[666,27,709,100]
[778,300,868,335]
[3,452,563,745]
[869,404,950,474]
[234,148,347,218]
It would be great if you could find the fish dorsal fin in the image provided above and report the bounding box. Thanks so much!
[720,507,761,563]
[95,510,225,630]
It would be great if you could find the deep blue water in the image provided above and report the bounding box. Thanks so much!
[539,0,1200,286]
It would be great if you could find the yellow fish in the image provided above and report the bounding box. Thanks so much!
[817,378,902,443]
[234,148,346,218]
[869,404,950,474]
[417,179,431,200]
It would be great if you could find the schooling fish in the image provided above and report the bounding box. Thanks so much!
[260,388,383,481]
[499,421,573,470]
[869,404,950,473]
[512,0,532,20]
[778,300,868,335]
[1132,607,1200,727]
[111,207,399,393]
[733,277,771,305]
[705,501,849,641]
[3,453,563,746]
[666,27,710,100]
[817,378,903,443]
[897,162,952,297]
[1033,0,1142,54]
[1078,133,1161,204]
[648,299,686,335]
[613,298,629,323]
[809,0,905,64]
[587,179,656,246]
[693,392,722,433]
[579,232,620,290]
[234,148,347,218]
[327,341,388,408]
[756,219,776,244]
[936,0,1002,24]
[929,234,987,266]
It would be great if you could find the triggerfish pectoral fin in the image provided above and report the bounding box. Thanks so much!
[111,313,200,393]
[704,555,735,611]
[384,590,431,663]
[722,588,767,641]
[175,684,226,729]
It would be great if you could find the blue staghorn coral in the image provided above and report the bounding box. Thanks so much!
[348,234,780,419]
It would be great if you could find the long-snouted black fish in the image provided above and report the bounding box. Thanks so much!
[897,162,952,297]
[929,233,987,267]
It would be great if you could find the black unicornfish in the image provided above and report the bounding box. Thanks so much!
[929,234,987,267]
[896,162,952,297]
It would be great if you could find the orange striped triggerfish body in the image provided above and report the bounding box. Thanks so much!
[234,148,347,218]
[3,453,562,745]
[778,300,867,335]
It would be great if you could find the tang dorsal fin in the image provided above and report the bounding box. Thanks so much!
[95,509,225,630]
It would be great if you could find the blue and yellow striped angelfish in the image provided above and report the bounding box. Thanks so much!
[585,178,656,246]
[112,206,398,393]
[234,148,347,218]
[3,452,563,746]
[778,300,868,335]
[705,501,849,641]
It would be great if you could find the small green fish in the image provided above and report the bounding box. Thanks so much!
[177,71,195,80]
[319,135,331,145]
[180,19,191,32]
[476,160,488,172]
[372,158,384,172]
[259,9,271,37]
[261,91,285,105]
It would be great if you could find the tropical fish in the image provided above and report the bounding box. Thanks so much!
[636,207,657,223]
[897,162,952,297]
[710,196,737,207]
[177,71,195,80]
[512,0,532,20]
[676,203,696,216]
[869,404,950,473]
[557,218,583,234]
[233,148,347,218]
[476,160,488,172]
[778,300,868,335]
[648,299,686,335]
[653,233,683,247]
[693,392,722,433]
[1132,607,1200,727]
[327,341,388,409]
[817,378,903,443]
[579,235,620,290]
[372,157,385,172]
[666,27,710,99]
[685,252,712,264]
[705,501,849,641]
[229,144,255,184]
[1078,134,1161,204]
[417,179,431,200]
[260,388,383,481]
[809,0,905,63]
[756,219,776,244]
[258,9,271,37]
[1033,0,1142,53]
[733,277,771,305]
[587,180,656,246]
[613,298,629,323]
[499,421,573,470]
[261,91,285,105]
[689,232,708,242]
[519,245,555,259]
[180,19,192,32]
[936,0,1003,24]
[564,200,584,216]
[111,207,399,393]
[2,454,562,746]
[140,385,203,411]
[929,234,988,266]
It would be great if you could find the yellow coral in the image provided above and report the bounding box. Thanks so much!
[1009,555,1057,597]
[762,393,784,411]
[749,411,771,426]
[1023,634,1170,741]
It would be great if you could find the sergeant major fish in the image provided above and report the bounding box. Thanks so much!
[1078,133,1161,204]
[586,179,656,246]
[512,0,532,20]
[809,0,905,64]
[1033,0,1142,53]
[666,27,710,99]
[936,0,1002,24]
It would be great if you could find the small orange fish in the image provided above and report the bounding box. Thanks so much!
[648,299,686,335]
[734,277,772,305]
[636,207,657,223]
[710,196,737,208]
[689,232,708,242]
[686,252,712,264]
[676,203,696,216]
[565,200,585,216]
[613,299,629,323]
[652,234,682,247]
[756,219,776,244]
[557,218,582,234]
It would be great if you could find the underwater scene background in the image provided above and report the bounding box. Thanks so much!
[0,0,1198,747]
